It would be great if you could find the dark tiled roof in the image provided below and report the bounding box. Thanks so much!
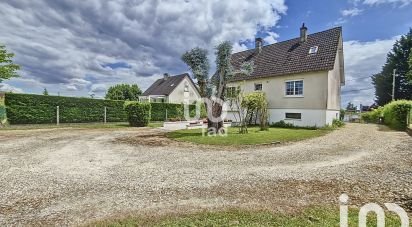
[230,27,342,81]
[142,73,191,96]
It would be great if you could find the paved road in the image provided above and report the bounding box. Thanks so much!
[0,124,411,226]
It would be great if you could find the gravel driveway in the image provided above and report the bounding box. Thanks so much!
[0,123,411,226]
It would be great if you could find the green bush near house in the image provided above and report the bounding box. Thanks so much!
[124,101,151,127]
[382,100,412,130]
[361,107,383,123]
[332,119,345,128]
[5,93,127,124]
[270,120,318,130]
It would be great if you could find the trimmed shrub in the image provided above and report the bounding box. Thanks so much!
[361,107,383,123]
[332,119,345,128]
[271,120,294,128]
[124,101,151,127]
[382,100,412,130]
[5,93,127,124]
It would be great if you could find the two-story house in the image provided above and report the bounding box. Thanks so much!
[226,25,344,127]
[140,73,201,104]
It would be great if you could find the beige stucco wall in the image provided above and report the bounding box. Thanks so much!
[227,71,329,110]
[168,76,201,104]
[327,37,343,110]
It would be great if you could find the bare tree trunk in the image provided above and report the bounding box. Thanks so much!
[207,101,224,134]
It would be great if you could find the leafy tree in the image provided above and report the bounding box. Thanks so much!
[0,45,20,82]
[408,49,412,82]
[182,42,253,133]
[242,92,268,131]
[43,88,49,96]
[181,48,210,97]
[346,102,357,111]
[105,84,142,101]
[372,29,412,106]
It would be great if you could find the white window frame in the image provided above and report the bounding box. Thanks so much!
[285,79,304,97]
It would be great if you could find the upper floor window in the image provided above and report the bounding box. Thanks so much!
[254,83,262,91]
[184,83,189,92]
[285,80,303,96]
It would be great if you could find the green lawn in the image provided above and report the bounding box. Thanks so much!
[90,207,402,227]
[0,121,164,130]
[167,127,330,146]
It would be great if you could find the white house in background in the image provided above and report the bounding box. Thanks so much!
[140,73,201,104]
[226,24,345,127]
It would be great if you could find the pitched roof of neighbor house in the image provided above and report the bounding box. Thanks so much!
[142,73,195,96]
[230,27,342,81]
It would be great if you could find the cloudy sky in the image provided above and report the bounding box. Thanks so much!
[1,0,412,107]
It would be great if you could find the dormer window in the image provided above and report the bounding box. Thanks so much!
[309,46,318,54]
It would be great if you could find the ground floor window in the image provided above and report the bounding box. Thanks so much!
[285,112,302,120]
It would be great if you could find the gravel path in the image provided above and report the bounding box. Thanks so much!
[0,123,411,226]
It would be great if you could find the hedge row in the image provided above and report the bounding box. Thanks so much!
[4,93,199,124]
[382,100,412,130]
[5,93,127,124]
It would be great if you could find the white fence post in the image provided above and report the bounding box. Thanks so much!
[56,106,60,125]
[104,106,107,124]
[165,109,168,121]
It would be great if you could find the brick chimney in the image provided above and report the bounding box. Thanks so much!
[255,37,263,53]
[300,23,308,43]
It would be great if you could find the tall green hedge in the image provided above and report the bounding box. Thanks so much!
[382,100,412,130]
[4,93,200,124]
[5,93,127,124]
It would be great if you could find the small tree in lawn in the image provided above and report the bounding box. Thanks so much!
[0,45,20,82]
[182,42,253,134]
[242,92,268,131]
[226,85,248,134]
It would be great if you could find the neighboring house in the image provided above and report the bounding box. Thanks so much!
[226,24,345,127]
[140,73,201,104]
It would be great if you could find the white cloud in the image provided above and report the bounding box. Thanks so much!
[263,31,279,44]
[362,0,412,6]
[341,8,363,17]
[0,83,24,93]
[342,36,398,107]
[0,0,287,96]
[90,84,107,93]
